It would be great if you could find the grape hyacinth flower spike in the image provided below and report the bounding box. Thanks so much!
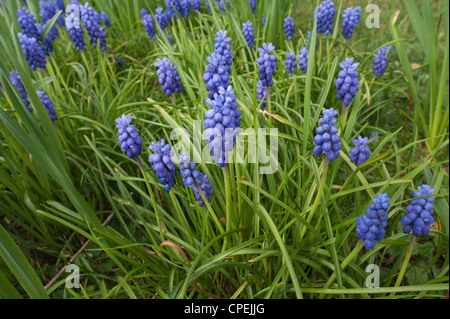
[285,52,297,74]
[203,52,231,99]
[298,47,309,74]
[141,9,156,40]
[256,43,277,88]
[81,4,107,50]
[115,114,143,159]
[336,57,360,107]
[256,81,268,109]
[313,108,341,162]
[66,1,86,51]
[313,0,336,36]
[401,185,436,237]
[155,57,185,98]
[148,139,177,192]
[373,46,393,77]
[203,86,241,167]
[101,12,110,28]
[261,14,266,27]
[349,136,370,166]
[18,33,47,71]
[242,20,254,48]
[9,71,32,112]
[16,7,40,39]
[356,193,391,250]
[283,16,295,41]
[178,152,214,207]
[341,6,362,40]
[249,0,256,14]
[191,0,201,12]
[37,90,58,121]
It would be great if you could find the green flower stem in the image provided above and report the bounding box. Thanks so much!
[391,234,416,296]
[300,158,329,241]
[136,155,165,242]
[222,164,233,251]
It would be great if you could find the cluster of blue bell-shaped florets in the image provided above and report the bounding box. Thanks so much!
[9,71,32,112]
[298,47,309,74]
[283,16,295,41]
[155,57,185,97]
[313,108,341,162]
[285,52,297,74]
[336,57,360,107]
[37,90,58,121]
[349,136,371,166]
[256,42,277,88]
[401,185,436,237]
[373,46,393,77]
[242,20,254,48]
[356,193,391,250]
[203,86,241,167]
[341,6,362,39]
[148,139,177,192]
[313,0,336,36]
[115,114,144,159]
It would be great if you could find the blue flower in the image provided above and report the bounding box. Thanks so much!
[341,6,361,39]
[101,11,110,28]
[298,47,309,73]
[256,42,277,88]
[356,193,390,250]
[36,90,58,121]
[213,30,234,71]
[155,57,185,97]
[67,26,86,51]
[16,7,40,39]
[313,0,336,36]
[283,16,295,41]
[285,52,297,74]
[305,31,317,49]
[18,33,47,71]
[261,14,266,27]
[40,0,65,27]
[141,9,156,40]
[55,0,65,12]
[81,4,107,50]
[242,20,254,48]
[313,108,341,162]
[256,80,268,109]
[349,136,370,166]
[9,70,32,112]
[166,0,182,18]
[203,52,231,99]
[179,0,191,17]
[203,86,241,167]
[155,7,167,30]
[401,185,436,237]
[373,46,393,77]
[36,21,59,55]
[148,139,177,192]
[115,114,144,159]
[178,152,214,207]
[249,0,256,13]
[191,0,201,12]
[336,57,360,107]
[369,131,379,144]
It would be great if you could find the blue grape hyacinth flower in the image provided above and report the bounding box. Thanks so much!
[37,90,58,121]
[40,0,65,27]
[298,47,309,73]
[285,52,297,74]
[9,70,32,112]
[203,86,241,167]
[101,12,110,28]
[155,7,167,30]
[341,6,361,39]
[18,33,47,71]
[261,14,266,27]
[213,30,234,72]
[16,7,40,39]
[356,193,391,250]
[178,152,214,207]
[203,52,231,99]
[373,46,393,77]
[191,0,201,12]
[313,108,341,162]
[256,81,268,109]
[336,57,360,107]
[370,131,379,144]
[141,9,156,40]
[249,0,256,14]
[155,57,185,97]
[36,22,59,55]
[283,16,295,41]
[180,0,192,17]
[242,20,254,48]
[115,114,143,159]
[349,136,370,166]
[313,0,336,36]
[256,43,277,88]
[401,185,436,237]
[81,3,107,50]
[148,139,177,192]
